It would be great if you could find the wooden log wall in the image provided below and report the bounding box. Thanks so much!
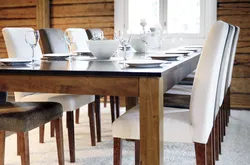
[0,0,37,58]
[51,0,114,39]
[0,0,114,58]
[218,0,250,109]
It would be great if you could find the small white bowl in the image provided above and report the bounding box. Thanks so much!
[87,40,119,59]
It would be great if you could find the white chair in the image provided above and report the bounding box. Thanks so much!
[2,27,96,163]
[65,28,90,53]
[164,24,238,111]
[224,26,240,125]
[112,21,229,165]
[164,25,238,157]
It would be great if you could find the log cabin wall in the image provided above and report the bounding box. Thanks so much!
[50,0,114,39]
[218,0,250,109]
[0,0,114,58]
[0,0,37,58]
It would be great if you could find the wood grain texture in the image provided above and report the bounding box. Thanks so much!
[54,117,65,165]
[139,77,163,165]
[0,0,115,57]
[233,54,250,78]
[0,75,139,96]
[218,0,250,109]
[51,0,114,38]
[0,0,36,58]
[0,131,5,165]
[0,0,35,8]
[52,0,114,5]
[37,0,50,29]
[231,93,250,109]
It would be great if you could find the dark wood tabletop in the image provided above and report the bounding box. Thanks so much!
[0,52,200,78]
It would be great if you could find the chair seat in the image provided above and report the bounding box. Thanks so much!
[112,106,192,143]
[0,102,62,132]
[20,93,95,111]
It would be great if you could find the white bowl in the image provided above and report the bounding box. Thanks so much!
[87,40,119,59]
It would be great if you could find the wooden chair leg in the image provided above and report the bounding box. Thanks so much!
[135,140,140,165]
[114,138,122,165]
[206,132,214,165]
[95,95,101,142]
[75,108,80,124]
[223,103,226,136]
[50,121,55,137]
[66,111,75,163]
[115,96,120,118]
[0,131,5,165]
[215,115,221,158]
[110,96,115,123]
[39,125,44,143]
[194,142,206,165]
[226,90,230,126]
[220,108,224,142]
[17,133,21,156]
[104,96,107,107]
[19,132,30,165]
[228,88,231,117]
[54,117,65,165]
[88,102,96,146]
[218,110,222,155]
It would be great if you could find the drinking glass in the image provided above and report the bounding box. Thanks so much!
[115,30,131,63]
[140,31,149,57]
[25,30,40,66]
[159,29,167,51]
[140,19,147,32]
[64,31,74,60]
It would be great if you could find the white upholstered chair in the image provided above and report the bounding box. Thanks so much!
[65,28,90,53]
[164,25,239,135]
[2,27,96,163]
[112,21,229,165]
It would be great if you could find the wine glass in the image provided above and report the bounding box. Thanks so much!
[64,31,74,60]
[159,29,167,51]
[115,30,131,63]
[25,30,40,66]
[140,19,147,32]
[140,31,149,58]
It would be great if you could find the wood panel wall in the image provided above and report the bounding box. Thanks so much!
[0,0,37,58]
[0,0,114,58]
[51,0,114,39]
[218,0,250,109]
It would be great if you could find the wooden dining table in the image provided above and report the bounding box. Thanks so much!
[0,52,200,165]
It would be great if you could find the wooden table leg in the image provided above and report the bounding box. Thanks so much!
[139,77,163,165]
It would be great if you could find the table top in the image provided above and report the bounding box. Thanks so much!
[0,52,200,78]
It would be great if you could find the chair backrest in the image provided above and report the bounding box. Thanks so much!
[190,21,229,144]
[65,28,90,53]
[39,28,69,53]
[216,25,235,109]
[2,27,42,60]
[226,26,240,89]
[0,92,7,102]
[86,28,104,40]
[2,27,42,101]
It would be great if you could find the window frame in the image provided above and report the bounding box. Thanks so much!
[115,0,217,40]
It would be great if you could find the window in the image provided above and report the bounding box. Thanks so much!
[115,0,216,39]
[167,0,202,34]
[128,0,160,33]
